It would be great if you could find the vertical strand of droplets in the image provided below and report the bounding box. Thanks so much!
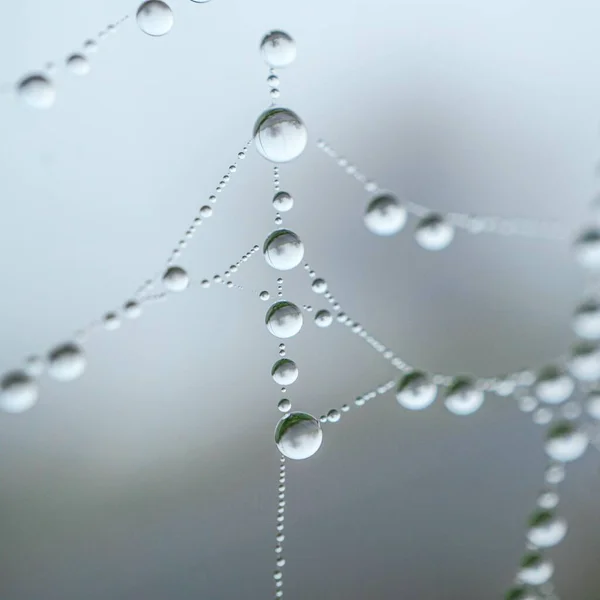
[273,456,287,598]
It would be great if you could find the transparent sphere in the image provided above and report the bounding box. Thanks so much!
[537,491,559,510]
[273,191,294,212]
[315,310,333,328]
[123,300,142,319]
[83,39,98,53]
[569,341,600,381]
[272,359,299,385]
[278,398,292,413]
[163,266,189,292]
[534,366,574,404]
[517,552,554,586]
[544,421,588,463]
[260,290,270,301]
[264,229,305,270]
[573,299,600,339]
[66,54,91,75]
[0,371,38,414]
[136,0,174,36]
[527,510,567,548]
[312,278,327,294]
[17,74,56,109]
[396,371,437,410]
[254,108,308,163]
[266,301,303,338]
[444,376,484,416]
[47,342,86,382]
[574,228,600,269]
[364,194,407,236]
[586,389,600,419]
[544,463,565,485]
[275,412,323,460]
[260,31,297,68]
[327,409,341,423]
[415,214,455,251]
[103,312,121,330]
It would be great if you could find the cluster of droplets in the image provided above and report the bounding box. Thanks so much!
[270,455,288,599]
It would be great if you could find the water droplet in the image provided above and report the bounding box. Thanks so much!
[364,194,407,236]
[260,290,270,301]
[123,300,142,319]
[544,463,565,485]
[200,205,213,218]
[573,299,600,339]
[534,366,574,404]
[311,278,327,294]
[272,358,299,385]
[274,215,283,225]
[136,0,173,36]
[163,266,189,292]
[275,412,323,460]
[83,39,98,53]
[278,398,291,412]
[518,394,538,413]
[314,310,333,328]
[266,302,303,338]
[17,74,56,109]
[415,214,455,251]
[253,108,307,163]
[444,376,484,416]
[545,421,588,462]
[574,228,600,269]
[569,341,600,381]
[586,389,600,419]
[517,552,554,586]
[103,312,121,330]
[260,31,297,68]
[270,88,281,99]
[537,491,559,510]
[48,342,86,382]
[396,371,437,410]
[532,407,553,425]
[66,54,91,76]
[264,229,305,270]
[267,74,280,87]
[200,279,210,288]
[0,371,38,414]
[527,510,567,548]
[327,409,341,423]
[24,355,45,377]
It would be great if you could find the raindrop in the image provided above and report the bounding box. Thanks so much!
[0,371,38,414]
[544,421,588,463]
[275,412,323,460]
[136,0,174,37]
[268,74,280,87]
[253,107,308,163]
[273,191,294,212]
[266,301,303,338]
[260,31,297,68]
[444,376,484,416]
[66,54,91,76]
[163,266,189,292]
[271,358,299,385]
[527,510,567,548]
[17,74,56,109]
[396,371,437,410]
[364,194,407,236]
[534,366,574,404]
[314,310,333,328]
[48,342,86,382]
[264,229,305,270]
[278,398,292,412]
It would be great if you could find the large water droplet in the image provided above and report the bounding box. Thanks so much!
[260,31,297,68]
[275,412,323,460]
[253,108,308,163]
[273,191,294,212]
[544,421,588,463]
[278,398,291,413]
[266,301,303,338]
[534,366,574,404]
[444,376,484,415]
[396,371,437,410]
[517,552,554,586]
[314,310,333,328]
[264,229,304,270]
[415,214,455,251]
[48,342,86,382]
[163,266,189,292]
[364,194,407,236]
[272,358,298,385]
[17,74,56,109]
[527,510,567,548]
[136,0,174,36]
[0,371,38,414]
[66,54,91,76]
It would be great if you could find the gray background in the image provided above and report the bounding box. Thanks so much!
[1,0,600,598]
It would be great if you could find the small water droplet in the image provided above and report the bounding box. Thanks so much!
[136,0,174,36]
[0,371,38,414]
[163,266,189,292]
[66,54,91,75]
[364,194,406,236]
[278,398,292,412]
[414,214,455,250]
[103,312,121,330]
[200,205,213,218]
[260,31,297,68]
[314,310,332,328]
[123,300,142,319]
[48,342,86,382]
[17,74,56,109]
[83,39,99,53]
[260,290,270,301]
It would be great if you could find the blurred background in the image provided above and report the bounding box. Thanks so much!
[1,0,600,598]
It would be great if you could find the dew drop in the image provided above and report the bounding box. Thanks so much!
[123,300,142,319]
[66,54,91,76]
[537,491,559,510]
[544,421,588,463]
[415,213,455,250]
[260,31,297,68]
[534,366,574,404]
[544,463,565,485]
[278,398,292,413]
[200,205,213,218]
[136,0,174,36]
[314,310,333,328]
[573,299,600,339]
[568,341,600,381]
[17,74,56,109]
[163,266,189,292]
[275,412,323,460]
[327,409,341,423]
[517,552,554,586]
[260,290,270,301]
[272,358,298,385]
[0,371,38,414]
[527,510,567,548]
[396,371,437,410]
[266,301,303,338]
[48,342,86,382]
[444,376,484,416]
[574,228,600,269]
[84,39,98,53]
[311,278,327,294]
[264,229,305,270]
[103,312,121,330]
[364,194,407,236]
[267,74,280,87]
[586,389,600,419]
[253,108,308,163]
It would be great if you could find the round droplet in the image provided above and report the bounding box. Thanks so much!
[544,421,588,463]
[83,39,98,53]
[527,510,567,548]
[267,74,280,87]
[544,463,565,485]
[123,300,142,319]
[264,229,304,271]
[266,301,303,338]
[327,409,341,423]
[415,213,455,251]
[0,371,38,414]
[573,299,600,339]
[278,398,291,413]
[260,290,270,301]
[517,552,554,586]
[103,312,121,330]
[163,266,189,292]
[364,194,407,236]
[200,205,213,218]
[396,371,437,410]
[66,54,90,76]
[275,412,323,460]
[17,74,56,109]
[260,31,297,68]
[444,376,484,416]
[253,108,308,163]
[273,191,294,212]
[311,279,326,295]
[48,342,86,382]
[537,491,559,510]
[534,366,574,404]
[314,310,333,328]
[586,389,600,419]
[272,359,298,385]
[574,228,600,269]
[136,0,173,36]
[569,341,600,381]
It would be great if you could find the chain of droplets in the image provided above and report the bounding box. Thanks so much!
[273,456,287,599]
[316,139,570,242]
[197,244,261,293]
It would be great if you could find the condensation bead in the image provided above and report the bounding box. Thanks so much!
[537,491,559,510]
[48,342,86,382]
[311,278,327,294]
[574,228,600,269]
[534,366,574,404]
[136,0,174,36]
[444,376,484,416]
[569,341,600,381]
[396,371,437,410]
[0,371,38,414]
[103,312,121,330]
[517,552,554,586]
[275,412,323,460]
[586,389,600,419]
[264,229,305,270]
[260,291,271,301]
[327,409,341,423]
[66,54,90,76]
[254,108,308,163]
[544,421,588,463]
[314,310,333,328]
[163,266,189,292]
[364,194,407,236]
[260,30,297,68]
[200,205,213,218]
[573,299,600,339]
[83,39,98,53]
[278,398,292,413]
[273,191,294,212]
[414,214,455,251]
[124,300,142,319]
[201,279,210,288]
[18,74,56,109]
[527,510,567,548]
[266,301,303,338]
[271,358,298,385]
